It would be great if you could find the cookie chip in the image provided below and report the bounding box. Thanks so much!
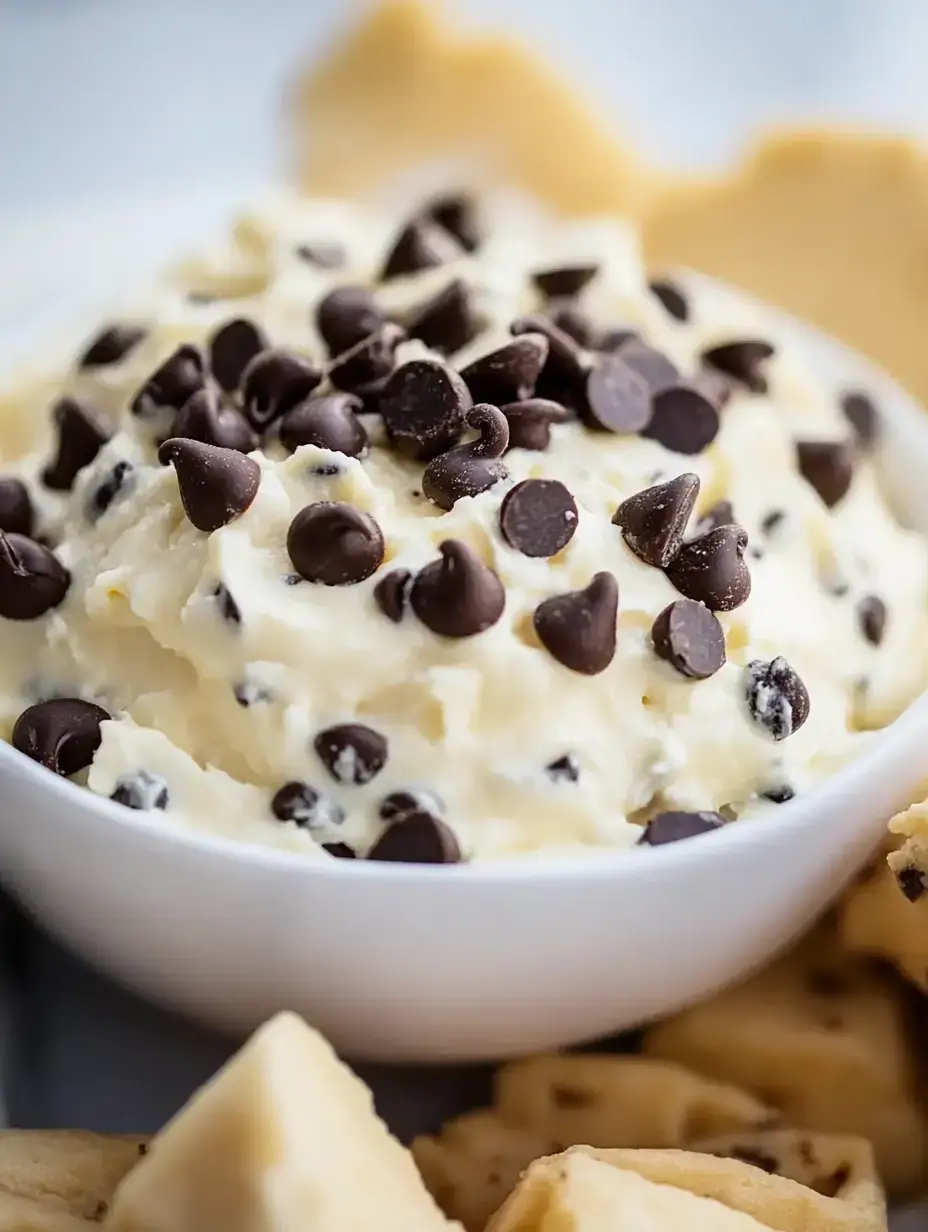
[644,924,928,1197]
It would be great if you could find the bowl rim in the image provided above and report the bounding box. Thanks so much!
[4,268,928,885]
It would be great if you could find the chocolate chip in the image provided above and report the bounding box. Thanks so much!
[239,350,323,429]
[12,698,110,776]
[692,368,734,410]
[110,769,169,811]
[278,393,368,458]
[896,866,925,903]
[78,324,146,369]
[666,525,751,611]
[857,595,887,646]
[510,315,589,404]
[641,384,720,455]
[405,279,480,355]
[172,386,258,454]
[329,322,407,394]
[460,335,549,405]
[649,278,688,322]
[702,340,774,393]
[411,540,505,638]
[0,533,70,620]
[533,265,598,299]
[745,657,811,741]
[208,318,267,394]
[533,572,618,675]
[158,438,260,532]
[546,754,580,783]
[233,680,271,707]
[214,583,240,625]
[314,723,388,785]
[316,286,385,357]
[0,478,34,536]
[380,217,460,281]
[583,353,652,433]
[130,344,207,420]
[652,599,726,679]
[599,327,639,353]
[796,440,855,508]
[423,404,509,511]
[761,509,784,536]
[42,398,111,491]
[368,811,461,864]
[500,479,577,557]
[499,398,571,450]
[697,500,736,535]
[88,460,133,521]
[295,240,346,268]
[637,810,724,845]
[324,842,356,859]
[840,390,879,447]
[287,501,384,585]
[613,473,700,569]
[763,784,795,804]
[425,193,481,253]
[374,568,412,623]
[545,300,596,347]
[380,359,472,460]
[271,781,344,829]
[726,1148,779,1175]
[617,340,679,394]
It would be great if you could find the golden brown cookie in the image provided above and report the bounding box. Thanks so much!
[841,837,928,994]
[644,925,928,1197]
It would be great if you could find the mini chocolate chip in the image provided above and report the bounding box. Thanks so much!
[726,1148,779,1175]
[214,583,241,625]
[379,790,443,821]
[0,478,34,536]
[745,657,811,741]
[583,353,652,433]
[652,599,726,679]
[534,572,618,675]
[12,698,110,776]
[271,780,344,829]
[613,473,700,569]
[316,286,385,357]
[599,327,639,353]
[42,398,111,491]
[532,265,598,299]
[88,460,133,521]
[311,463,343,477]
[500,398,571,450]
[637,810,724,845]
[649,278,688,322]
[208,318,268,394]
[368,811,461,863]
[545,299,596,347]
[158,438,260,532]
[380,217,460,281]
[287,501,384,585]
[0,533,70,620]
[666,525,751,611]
[239,349,323,429]
[130,344,207,420]
[763,784,796,804]
[172,386,258,454]
[761,509,785,536]
[460,335,549,405]
[500,479,577,557]
[405,279,480,355]
[692,368,734,410]
[324,842,357,859]
[641,384,720,455]
[422,404,509,510]
[510,315,589,404]
[702,340,774,393]
[617,340,679,394]
[896,866,925,902]
[380,359,472,460]
[697,500,736,535]
[840,389,879,447]
[233,680,271,707]
[546,754,580,783]
[425,193,481,253]
[328,322,407,394]
[314,723,388,785]
[857,595,887,646]
[78,324,146,369]
[295,240,346,268]
[279,392,368,458]
[411,539,505,638]
[110,769,169,811]
[750,546,765,561]
[796,440,855,508]
[374,568,412,623]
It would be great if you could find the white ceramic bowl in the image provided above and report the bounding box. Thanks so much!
[2,275,928,1063]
